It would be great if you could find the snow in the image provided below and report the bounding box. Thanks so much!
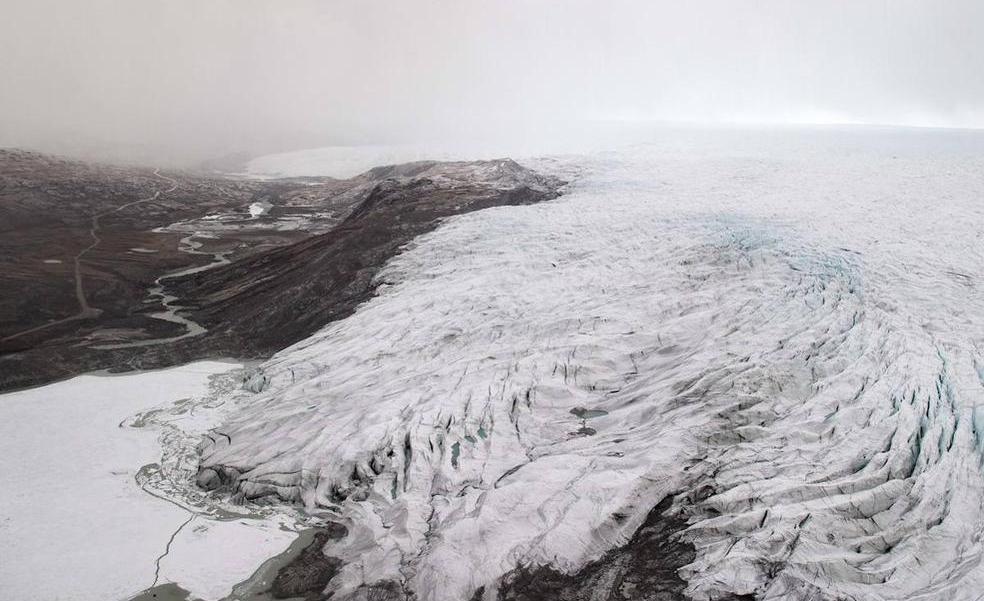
[0,361,298,601]
[202,127,984,600]
[248,202,269,218]
[156,517,296,600]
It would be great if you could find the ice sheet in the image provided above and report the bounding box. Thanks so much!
[205,128,984,599]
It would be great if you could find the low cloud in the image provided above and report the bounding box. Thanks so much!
[2,0,982,164]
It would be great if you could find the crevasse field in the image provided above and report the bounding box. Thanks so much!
[5,127,984,600]
[201,128,984,600]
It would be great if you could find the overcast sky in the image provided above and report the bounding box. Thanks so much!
[2,0,983,164]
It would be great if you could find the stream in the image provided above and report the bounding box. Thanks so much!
[94,233,231,350]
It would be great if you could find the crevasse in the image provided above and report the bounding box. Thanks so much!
[194,134,984,600]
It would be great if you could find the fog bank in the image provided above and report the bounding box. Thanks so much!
[2,0,983,165]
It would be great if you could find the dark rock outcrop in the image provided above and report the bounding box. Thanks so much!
[496,495,695,601]
[268,524,348,601]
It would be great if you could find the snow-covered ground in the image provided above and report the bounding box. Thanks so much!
[203,127,984,600]
[0,361,300,601]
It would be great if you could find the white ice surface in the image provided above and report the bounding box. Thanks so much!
[0,361,297,601]
[157,516,296,600]
[248,202,269,218]
[204,127,984,600]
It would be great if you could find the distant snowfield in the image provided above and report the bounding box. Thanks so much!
[209,128,984,600]
[0,361,298,601]
[246,144,470,179]
[244,133,621,179]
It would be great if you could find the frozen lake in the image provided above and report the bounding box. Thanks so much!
[0,361,299,601]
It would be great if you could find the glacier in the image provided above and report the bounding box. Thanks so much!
[192,128,984,600]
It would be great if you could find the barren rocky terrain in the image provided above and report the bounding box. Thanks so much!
[0,150,562,390]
